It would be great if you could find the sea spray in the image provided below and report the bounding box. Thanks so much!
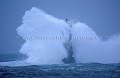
[17,7,120,64]
[1,7,120,66]
[72,22,120,63]
[17,7,70,65]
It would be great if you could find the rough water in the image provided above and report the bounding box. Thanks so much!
[1,7,120,78]
[0,63,120,78]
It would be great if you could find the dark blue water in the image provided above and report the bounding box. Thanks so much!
[0,63,120,78]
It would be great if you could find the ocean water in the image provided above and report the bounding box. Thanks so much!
[0,63,120,78]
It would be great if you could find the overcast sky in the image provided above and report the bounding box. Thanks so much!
[0,0,120,54]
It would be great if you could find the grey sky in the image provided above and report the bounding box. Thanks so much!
[0,0,120,54]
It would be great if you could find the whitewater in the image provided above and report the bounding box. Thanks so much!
[0,7,120,66]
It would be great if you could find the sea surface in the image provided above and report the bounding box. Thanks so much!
[0,63,120,78]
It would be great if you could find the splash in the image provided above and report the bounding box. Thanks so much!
[72,22,120,63]
[17,7,120,65]
[1,7,120,66]
[16,7,70,65]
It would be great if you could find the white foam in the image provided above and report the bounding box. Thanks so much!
[16,7,70,65]
[72,22,120,63]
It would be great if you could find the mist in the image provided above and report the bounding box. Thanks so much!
[1,7,120,66]
[72,22,120,63]
[16,7,70,65]
[18,7,120,64]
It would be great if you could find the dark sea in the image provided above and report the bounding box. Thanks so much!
[0,63,120,78]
